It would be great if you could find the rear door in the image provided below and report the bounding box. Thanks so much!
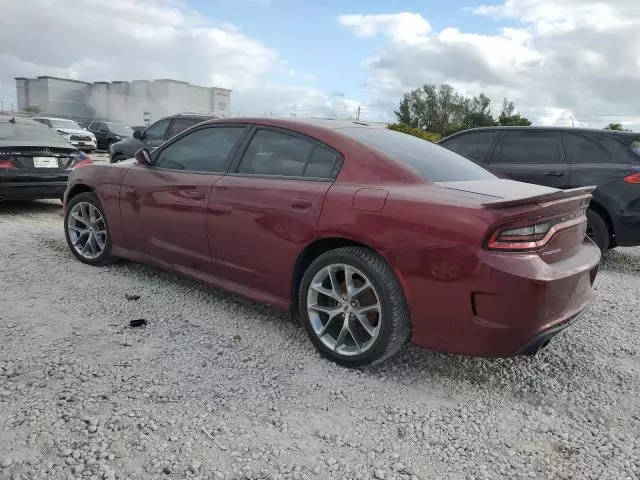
[208,127,342,300]
[487,130,570,188]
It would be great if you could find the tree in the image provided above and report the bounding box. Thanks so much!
[23,105,41,117]
[393,83,526,137]
[498,98,532,126]
[387,123,441,142]
[604,123,631,131]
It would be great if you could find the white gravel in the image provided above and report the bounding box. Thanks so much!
[1,200,639,480]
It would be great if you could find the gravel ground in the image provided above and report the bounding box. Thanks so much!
[1,200,639,480]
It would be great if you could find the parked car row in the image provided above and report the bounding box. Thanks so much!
[61,117,600,367]
[108,112,221,163]
[0,116,93,202]
[438,127,640,252]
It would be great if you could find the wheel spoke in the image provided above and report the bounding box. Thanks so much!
[328,266,343,300]
[310,282,340,302]
[71,230,90,246]
[356,313,377,337]
[70,211,87,226]
[335,322,349,350]
[344,266,356,297]
[356,304,380,315]
[350,281,372,300]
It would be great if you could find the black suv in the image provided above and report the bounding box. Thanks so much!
[439,126,640,251]
[109,113,220,163]
[82,121,133,150]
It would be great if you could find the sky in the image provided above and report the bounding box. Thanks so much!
[0,0,639,129]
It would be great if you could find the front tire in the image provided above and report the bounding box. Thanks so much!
[298,246,410,367]
[110,153,126,163]
[586,209,609,252]
[64,192,114,266]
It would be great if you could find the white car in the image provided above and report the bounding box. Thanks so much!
[33,117,97,153]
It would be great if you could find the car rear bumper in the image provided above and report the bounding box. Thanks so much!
[0,172,69,201]
[387,240,600,357]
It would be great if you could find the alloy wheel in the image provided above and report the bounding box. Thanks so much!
[306,264,381,356]
[67,201,107,260]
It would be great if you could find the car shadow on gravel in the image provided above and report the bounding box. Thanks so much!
[599,247,640,275]
[0,200,62,215]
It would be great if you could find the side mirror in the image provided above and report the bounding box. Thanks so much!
[134,148,153,166]
[133,130,143,140]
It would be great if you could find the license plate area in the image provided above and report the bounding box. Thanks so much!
[33,157,59,168]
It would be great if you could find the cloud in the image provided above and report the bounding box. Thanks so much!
[341,1,640,129]
[0,0,362,120]
[338,12,431,45]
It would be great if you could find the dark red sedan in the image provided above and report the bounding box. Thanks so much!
[63,118,600,367]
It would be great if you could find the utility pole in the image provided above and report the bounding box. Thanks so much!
[0,101,3,112]
[356,106,361,121]
[569,115,575,128]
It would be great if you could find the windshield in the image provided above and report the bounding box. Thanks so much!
[106,122,133,136]
[0,120,74,145]
[338,127,496,182]
[49,119,83,130]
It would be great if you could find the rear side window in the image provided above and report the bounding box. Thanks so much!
[441,131,497,163]
[0,121,72,145]
[495,131,561,164]
[144,118,171,140]
[168,118,203,138]
[338,127,495,182]
[236,129,315,178]
[562,133,609,163]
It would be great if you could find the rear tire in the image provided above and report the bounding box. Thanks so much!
[298,246,410,367]
[64,192,114,266]
[586,209,609,252]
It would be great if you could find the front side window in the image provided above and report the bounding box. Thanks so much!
[49,119,82,130]
[144,118,172,141]
[563,133,609,163]
[441,131,497,163]
[496,131,561,164]
[154,126,245,172]
[338,127,495,182]
[236,129,315,177]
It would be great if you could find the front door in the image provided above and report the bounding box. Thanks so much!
[208,127,342,300]
[119,124,248,271]
[487,130,571,188]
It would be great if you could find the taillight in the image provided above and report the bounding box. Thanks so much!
[486,210,587,251]
[0,159,17,169]
[623,172,640,184]
[72,151,93,169]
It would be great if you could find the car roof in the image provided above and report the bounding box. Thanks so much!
[34,116,80,121]
[0,115,47,127]
[204,116,385,132]
[448,125,637,137]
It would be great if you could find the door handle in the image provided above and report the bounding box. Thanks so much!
[290,198,312,211]
[182,190,205,200]
[544,171,564,177]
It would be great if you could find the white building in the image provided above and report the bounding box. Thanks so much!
[15,76,231,125]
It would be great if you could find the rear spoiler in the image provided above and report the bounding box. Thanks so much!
[481,186,596,208]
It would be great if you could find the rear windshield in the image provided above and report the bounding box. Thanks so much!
[630,140,640,156]
[0,120,73,145]
[49,119,83,130]
[337,127,496,182]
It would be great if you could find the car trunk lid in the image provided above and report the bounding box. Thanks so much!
[438,179,595,263]
[0,145,78,171]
